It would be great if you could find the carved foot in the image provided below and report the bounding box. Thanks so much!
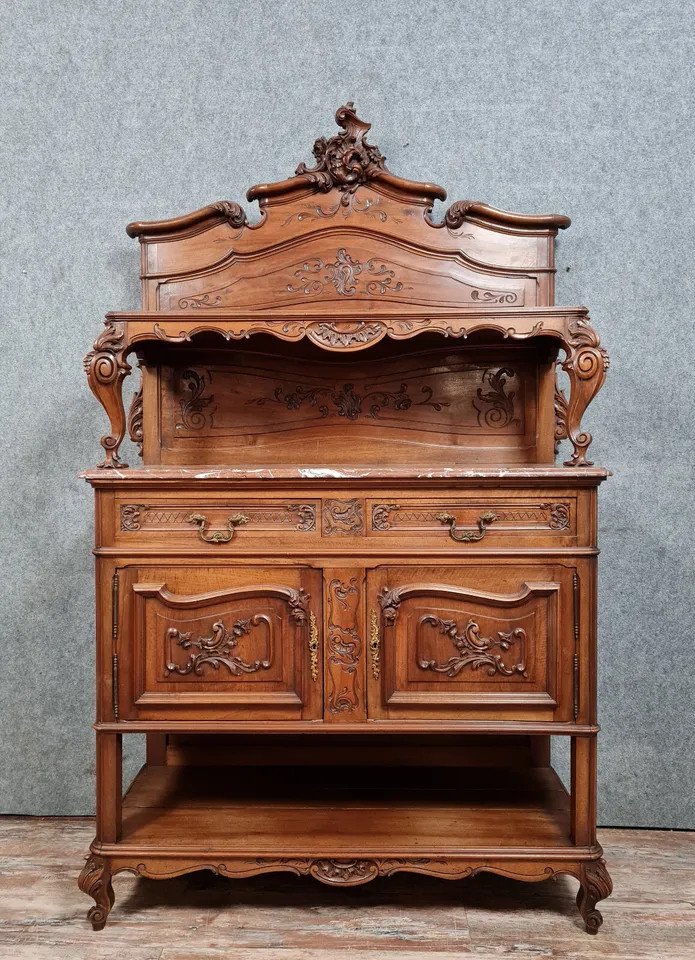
[78,855,114,930]
[576,858,612,934]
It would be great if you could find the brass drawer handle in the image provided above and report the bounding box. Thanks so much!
[308,611,319,682]
[435,510,499,543]
[369,609,381,680]
[186,513,249,544]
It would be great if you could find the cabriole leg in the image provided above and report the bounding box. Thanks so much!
[78,854,114,930]
[577,858,613,933]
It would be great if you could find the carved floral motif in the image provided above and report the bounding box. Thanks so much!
[554,378,569,454]
[322,498,364,536]
[378,586,403,626]
[283,193,395,224]
[178,293,223,309]
[127,387,143,456]
[472,367,520,429]
[372,503,400,530]
[286,587,310,624]
[165,617,272,676]
[248,380,447,421]
[120,503,144,531]
[175,369,215,431]
[326,578,361,714]
[310,859,379,884]
[418,617,528,678]
[541,502,570,530]
[285,248,404,297]
[470,290,518,304]
[309,322,384,348]
[289,503,316,531]
[294,101,387,193]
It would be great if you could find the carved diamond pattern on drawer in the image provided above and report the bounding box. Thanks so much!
[120,503,317,532]
[370,502,571,532]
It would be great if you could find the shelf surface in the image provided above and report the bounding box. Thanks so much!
[116,764,573,855]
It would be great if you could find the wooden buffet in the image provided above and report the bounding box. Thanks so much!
[79,103,612,932]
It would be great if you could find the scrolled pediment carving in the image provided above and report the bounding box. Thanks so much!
[294,101,388,194]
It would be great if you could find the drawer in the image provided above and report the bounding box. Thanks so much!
[366,563,576,722]
[116,565,322,720]
[113,498,320,547]
[366,495,578,547]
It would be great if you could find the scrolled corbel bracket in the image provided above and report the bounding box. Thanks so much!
[83,320,131,468]
[559,316,609,467]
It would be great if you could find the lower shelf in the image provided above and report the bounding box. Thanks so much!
[81,763,612,933]
[105,763,583,856]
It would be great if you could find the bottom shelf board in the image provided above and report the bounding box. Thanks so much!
[113,764,574,855]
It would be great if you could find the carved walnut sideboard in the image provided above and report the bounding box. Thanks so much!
[79,103,612,932]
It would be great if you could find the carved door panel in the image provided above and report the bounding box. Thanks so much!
[118,565,322,720]
[366,564,575,722]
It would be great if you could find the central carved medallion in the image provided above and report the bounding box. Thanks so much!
[323,498,364,536]
[285,248,404,297]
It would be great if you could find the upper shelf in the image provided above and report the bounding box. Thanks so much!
[123,102,570,313]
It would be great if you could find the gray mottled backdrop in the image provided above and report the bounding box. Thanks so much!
[1,0,693,826]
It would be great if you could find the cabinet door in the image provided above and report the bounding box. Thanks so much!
[367,565,574,722]
[119,566,322,720]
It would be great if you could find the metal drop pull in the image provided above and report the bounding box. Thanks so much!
[186,513,249,543]
[435,510,499,543]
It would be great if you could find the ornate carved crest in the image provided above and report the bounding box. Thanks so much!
[294,102,387,194]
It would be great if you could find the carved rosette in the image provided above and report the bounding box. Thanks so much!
[78,855,114,931]
[83,320,131,468]
[294,102,388,193]
[562,317,609,467]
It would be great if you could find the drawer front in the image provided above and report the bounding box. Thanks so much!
[367,496,578,547]
[367,564,575,721]
[114,499,320,547]
[118,565,322,720]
